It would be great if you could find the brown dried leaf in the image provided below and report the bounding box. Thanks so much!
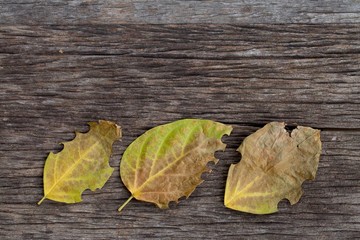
[225,122,322,214]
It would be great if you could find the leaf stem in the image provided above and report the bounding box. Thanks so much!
[37,196,46,205]
[118,195,134,212]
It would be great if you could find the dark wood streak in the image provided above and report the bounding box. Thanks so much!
[0,3,360,239]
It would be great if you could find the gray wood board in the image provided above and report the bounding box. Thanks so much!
[1,24,360,239]
[0,0,360,24]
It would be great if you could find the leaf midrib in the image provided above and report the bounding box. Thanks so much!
[44,127,113,200]
[226,131,320,205]
[148,121,191,178]
[133,137,209,196]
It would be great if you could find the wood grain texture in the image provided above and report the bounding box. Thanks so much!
[1,23,359,239]
[0,0,360,24]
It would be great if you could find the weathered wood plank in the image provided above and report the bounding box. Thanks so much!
[0,24,359,239]
[1,24,359,128]
[0,128,359,239]
[0,0,359,25]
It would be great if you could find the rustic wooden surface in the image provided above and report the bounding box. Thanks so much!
[1,1,360,239]
[1,0,360,24]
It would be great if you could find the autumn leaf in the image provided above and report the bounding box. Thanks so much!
[224,122,321,214]
[119,119,232,211]
[38,120,121,205]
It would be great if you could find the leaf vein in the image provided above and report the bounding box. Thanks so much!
[133,139,209,195]
[148,122,187,177]
[43,126,113,200]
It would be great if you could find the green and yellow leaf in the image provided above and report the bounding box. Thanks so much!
[224,122,322,214]
[38,120,121,205]
[119,119,232,211]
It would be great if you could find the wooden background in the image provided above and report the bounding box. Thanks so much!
[1,1,359,239]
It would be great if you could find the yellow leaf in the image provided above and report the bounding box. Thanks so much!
[38,120,121,205]
[119,119,232,211]
[225,122,322,214]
